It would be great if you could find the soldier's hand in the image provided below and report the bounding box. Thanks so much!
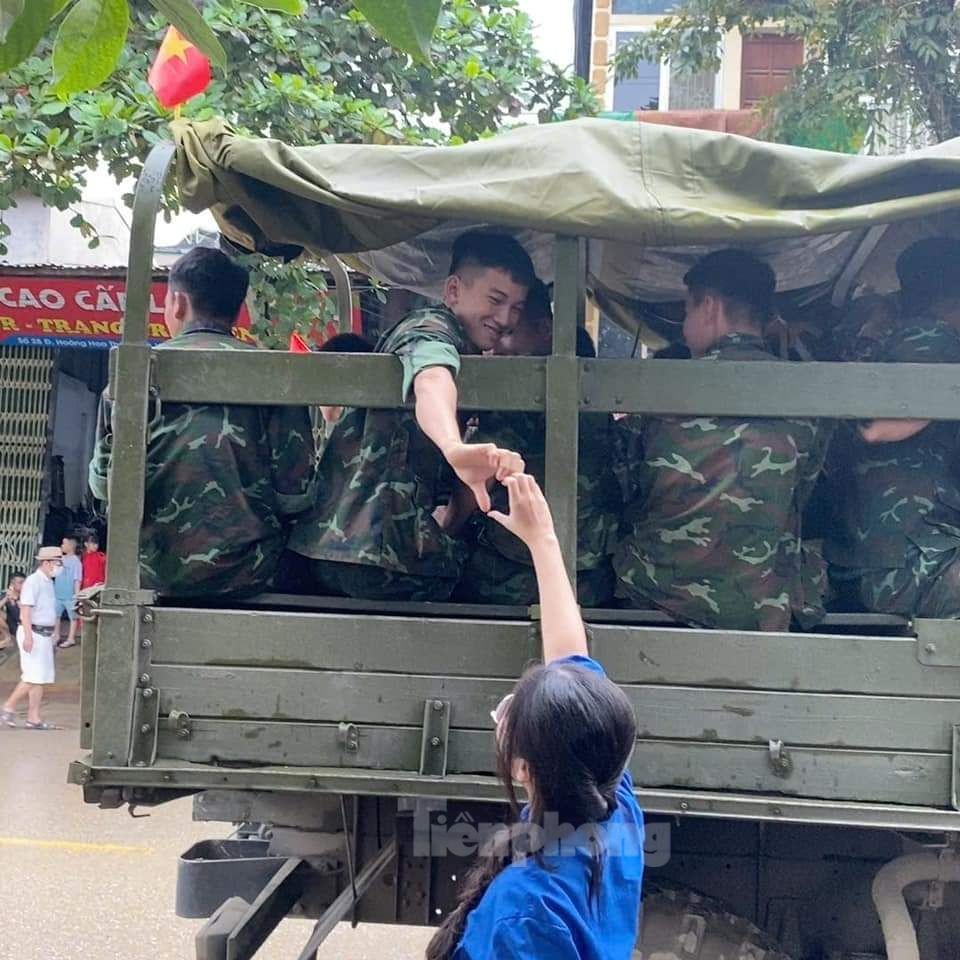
[22,634,33,654]
[488,474,557,550]
[442,442,524,513]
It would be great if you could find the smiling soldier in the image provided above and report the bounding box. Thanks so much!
[288,231,533,601]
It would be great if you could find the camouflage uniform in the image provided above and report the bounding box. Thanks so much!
[455,411,623,606]
[826,319,960,618]
[89,329,315,598]
[613,333,828,631]
[833,293,901,362]
[288,305,474,600]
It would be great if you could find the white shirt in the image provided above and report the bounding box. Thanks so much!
[20,569,57,627]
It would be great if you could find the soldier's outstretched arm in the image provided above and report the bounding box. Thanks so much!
[413,367,524,512]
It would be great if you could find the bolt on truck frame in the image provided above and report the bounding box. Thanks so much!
[71,118,960,958]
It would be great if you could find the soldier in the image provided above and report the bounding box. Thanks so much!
[613,249,827,631]
[452,280,622,606]
[287,231,530,601]
[826,237,960,618]
[89,247,316,599]
[317,332,374,436]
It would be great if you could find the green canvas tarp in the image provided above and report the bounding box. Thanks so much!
[172,116,960,316]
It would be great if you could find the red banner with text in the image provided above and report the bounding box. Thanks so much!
[0,276,255,349]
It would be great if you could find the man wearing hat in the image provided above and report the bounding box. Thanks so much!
[1,546,63,729]
[826,237,960,618]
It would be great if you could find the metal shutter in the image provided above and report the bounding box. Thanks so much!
[0,347,55,586]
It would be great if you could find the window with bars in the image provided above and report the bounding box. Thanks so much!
[668,64,718,110]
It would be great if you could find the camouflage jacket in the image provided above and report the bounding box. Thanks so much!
[471,410,623,570]
[89,329,316,598]
[288,305,474,578]
[613,333,828,631]
[825,319,960,572]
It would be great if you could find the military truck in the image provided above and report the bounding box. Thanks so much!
[71,118,960,959]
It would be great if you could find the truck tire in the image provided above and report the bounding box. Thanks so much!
[636,880,795,960]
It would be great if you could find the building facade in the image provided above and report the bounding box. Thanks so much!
[589,0,802,116]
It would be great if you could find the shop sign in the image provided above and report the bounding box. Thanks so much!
[0,276,253,349]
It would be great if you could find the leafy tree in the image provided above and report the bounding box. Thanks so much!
[0,0,595,338]
[0,1,445,91]
[613,0,960,152]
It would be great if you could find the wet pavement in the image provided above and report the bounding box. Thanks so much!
[0,644,433,960]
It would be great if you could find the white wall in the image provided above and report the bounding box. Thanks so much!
[4,165,216,268]
[4,194,51,263]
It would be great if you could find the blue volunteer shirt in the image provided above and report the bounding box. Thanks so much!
[453,654,644,959]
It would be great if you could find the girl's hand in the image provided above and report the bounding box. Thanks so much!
[488,474,557,552]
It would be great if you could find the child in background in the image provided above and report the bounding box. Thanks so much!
[81,532,107,590]
[55,534,82,649]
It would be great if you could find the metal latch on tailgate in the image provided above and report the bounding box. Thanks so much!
[168,709,192,740]
[419,699,450,777]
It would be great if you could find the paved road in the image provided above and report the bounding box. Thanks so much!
[0,646,433,960]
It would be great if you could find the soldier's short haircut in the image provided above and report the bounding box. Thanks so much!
[684,249,776,326]
[896,237,960,310]
[319,332,374,353]
[449,231,535,289]
[524,278,552,323]
[170,247,250,324]
[521,280,597,357]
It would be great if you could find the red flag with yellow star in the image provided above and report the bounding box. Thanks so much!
[148,27,211,110]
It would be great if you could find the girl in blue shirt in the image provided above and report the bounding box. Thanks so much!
[427,474,644,960]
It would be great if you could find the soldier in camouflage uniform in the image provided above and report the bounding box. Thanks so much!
[287,232,532,601]
[614,249,828,631]
[453,282,622,606]
[826,238,960,618]
[89,248,315,599]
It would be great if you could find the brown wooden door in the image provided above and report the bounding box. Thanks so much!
[740,34,803,108]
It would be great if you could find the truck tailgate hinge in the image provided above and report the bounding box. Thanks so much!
[419,699,450,777]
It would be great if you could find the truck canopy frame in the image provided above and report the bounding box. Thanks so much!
[73,119,960,833]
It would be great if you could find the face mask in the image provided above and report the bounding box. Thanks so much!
[50,566,63,578]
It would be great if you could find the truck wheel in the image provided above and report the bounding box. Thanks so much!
[637,880,795,960]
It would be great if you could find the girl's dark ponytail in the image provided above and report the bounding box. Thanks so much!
[429,661,636,957]
[425,828,513,960]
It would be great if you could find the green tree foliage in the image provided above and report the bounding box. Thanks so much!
[0,0,447,87]
[613,0,960,152]
[0,1,594,338]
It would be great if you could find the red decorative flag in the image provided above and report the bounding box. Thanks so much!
[148,27,211,110]
[289,332,312,353]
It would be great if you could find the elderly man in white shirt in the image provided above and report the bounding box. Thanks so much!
[1,546,63,729]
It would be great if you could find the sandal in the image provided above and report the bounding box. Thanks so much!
[1,710,16,727]
[57,640,78,649]
[24,720,56,730]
